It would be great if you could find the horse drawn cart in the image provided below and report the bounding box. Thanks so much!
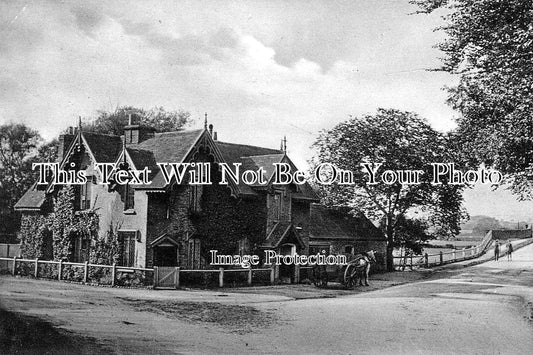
[312,250,376,289]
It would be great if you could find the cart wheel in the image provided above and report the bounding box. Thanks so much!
[344,264,356,289]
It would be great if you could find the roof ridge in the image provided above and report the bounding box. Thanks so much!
[215,140,282,152]
[247,153,285,158]
[82,131,121,138]
[153,128,204,136]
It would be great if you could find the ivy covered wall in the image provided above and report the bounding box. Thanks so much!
[18,186,120,264]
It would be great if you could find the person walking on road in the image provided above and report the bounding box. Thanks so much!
[494,240,500,261]
[507,240,513,261]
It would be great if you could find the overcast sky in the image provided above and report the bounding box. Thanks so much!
[1,0,532,222]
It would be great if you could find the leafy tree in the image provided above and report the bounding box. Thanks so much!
[86,106,191,135]
[412,0,533,199]
[313,108,467,271]
[0,123,42,236]
[36,138,58,163]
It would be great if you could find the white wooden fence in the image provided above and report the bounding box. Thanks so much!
[394,232,533,269]
[0,256,314,289]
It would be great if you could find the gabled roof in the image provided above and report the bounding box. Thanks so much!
[263,221,305,248]
[215,142,318,200]
[82,133,123,163]
[17,125,319,208]
[309,204,385,241]
[14,184,46,210]
[137,129,205,163]
[215,141,283,164]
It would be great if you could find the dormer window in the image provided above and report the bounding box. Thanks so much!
[79,178,92,210]
[123,183,135,211]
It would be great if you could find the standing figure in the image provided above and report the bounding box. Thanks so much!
[506,240,513,261]
[494,240,500,261]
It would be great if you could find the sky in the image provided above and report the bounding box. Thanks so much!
[1,0,532,222]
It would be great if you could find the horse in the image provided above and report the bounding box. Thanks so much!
[344,250,376,288]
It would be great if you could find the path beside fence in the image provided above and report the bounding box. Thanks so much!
[394,236,533,270]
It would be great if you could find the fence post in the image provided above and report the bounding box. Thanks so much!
[174,267,180,289]
[83,261,89,283]
[153,266,158,289]
[410,253,413,269]
[219,268,224,288]
[111,263,116,287]
[34,259,39,277]
[452,250,456,261]
[294,264,300,284]
[270,266,275,284]
[12,256,17,276]
[439,251,443,265]
[247,268,252,285]
[462,248,466,259]
[424,253,428,268]
[58,260,62,280]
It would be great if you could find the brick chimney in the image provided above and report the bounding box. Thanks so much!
[123,113,155,144]
[57,127,75,163]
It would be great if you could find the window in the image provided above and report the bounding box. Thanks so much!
[309,245,330,256]
[72,235,89,262]
[79,179,92,210]
[237,238,249,256]
[119,231,137,267]
[189,185,201,213]
[272,193,282,220]
[188,238,201,269]
[124,184,135,210]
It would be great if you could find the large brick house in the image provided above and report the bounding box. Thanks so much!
[15,121,386,279]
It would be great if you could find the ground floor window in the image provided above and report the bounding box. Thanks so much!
[309,245,330,255]
[72,234,89,263]
[188,238,201,269]
[119,231,137,267]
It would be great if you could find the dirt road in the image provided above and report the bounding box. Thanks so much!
[1,244,533,354]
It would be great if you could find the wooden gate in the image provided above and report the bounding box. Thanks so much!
[154,266,179,289]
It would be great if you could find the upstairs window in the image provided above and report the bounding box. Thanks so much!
[273,193,282,220]
[189,185,202,213]
[124,184,135,211]
[79,178,92,210]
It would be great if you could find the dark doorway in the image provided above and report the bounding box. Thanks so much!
[154,246,178,266]
[278,243,295,283]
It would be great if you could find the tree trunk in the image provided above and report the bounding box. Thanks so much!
[385,215,395,272]
[386,234,395,272]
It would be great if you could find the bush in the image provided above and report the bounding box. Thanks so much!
[62,264,84,282]
[116,270,153,287]
[180,271,218,288]
[87,266,112,285]
[15,260,33,277]
[38,263,59,279]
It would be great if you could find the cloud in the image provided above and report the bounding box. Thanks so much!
[0,0,458,170]
[71,4,106,36]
